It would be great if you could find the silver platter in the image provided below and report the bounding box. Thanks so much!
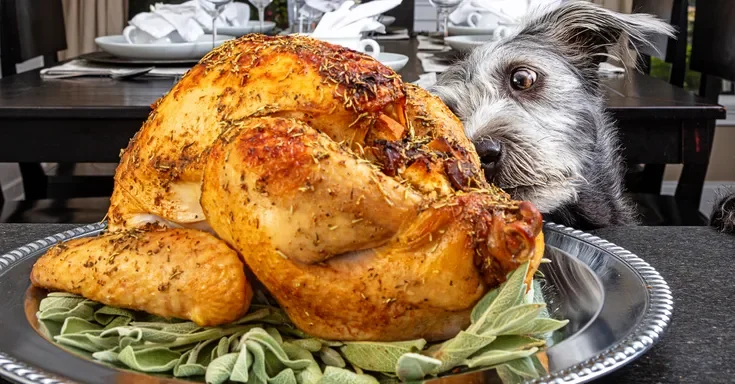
[0,223,673,384]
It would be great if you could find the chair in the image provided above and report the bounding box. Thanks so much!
[0,0,117,200]
[621,0,719,225]
[0,0,110,223]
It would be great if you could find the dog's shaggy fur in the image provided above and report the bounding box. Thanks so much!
[711,190,735,233]
[430,1,674,229]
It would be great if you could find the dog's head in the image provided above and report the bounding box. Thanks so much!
[430,1,673,212]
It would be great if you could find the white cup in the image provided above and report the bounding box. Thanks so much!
[302,34,381,58]
[467,12,499,29]
[492,21,519,39]
[123,26,184,44]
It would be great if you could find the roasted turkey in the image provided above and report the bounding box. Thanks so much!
[32,35,544,340]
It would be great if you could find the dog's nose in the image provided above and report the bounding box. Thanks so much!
[474,137,502,164]
[474,137,502,180]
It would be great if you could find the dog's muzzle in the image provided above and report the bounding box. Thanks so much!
[474,137,502,180]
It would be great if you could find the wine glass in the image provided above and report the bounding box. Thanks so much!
[200,0,234,48]
[428,0,464,37]
[249,0,274,32]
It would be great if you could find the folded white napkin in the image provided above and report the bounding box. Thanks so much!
[128,0,250,43]
[417,52,450,73]
[449,0,560,26]
[40,60,189,79]
[311,0,401,37]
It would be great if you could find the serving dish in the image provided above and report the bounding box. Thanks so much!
[95,34,234,60]
[0,222,672,384]
[447,25,496,36]
[444,35,497,53]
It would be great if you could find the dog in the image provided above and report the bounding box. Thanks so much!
[430,1,674,229]
[711,190,735,233]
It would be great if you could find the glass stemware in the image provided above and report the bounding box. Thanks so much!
[249,0,275,32]
[428,0,464,37]
[201,0,234,48]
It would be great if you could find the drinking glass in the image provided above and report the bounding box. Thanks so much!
[249,0,275,31]
[200,0,234,48]
[428,0,464,37]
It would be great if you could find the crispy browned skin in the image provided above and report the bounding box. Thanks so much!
[30,229,252,326]
[201,116,544,341]
[108,34,404,231]
[65,35,544,341]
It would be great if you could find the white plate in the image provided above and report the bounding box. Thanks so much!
[204,21,277,36]
[95,34,235,60]
[444,35,497,53]
[447,25,496,36]
[377,52,408,72]
[379,15,396,27]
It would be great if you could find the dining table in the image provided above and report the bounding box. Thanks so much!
[0,223,732,384]
[0,39,725,167]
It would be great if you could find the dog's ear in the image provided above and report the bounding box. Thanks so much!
[519,1,675,75]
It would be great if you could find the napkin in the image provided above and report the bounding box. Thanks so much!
[127,1,250,43]
[40,60,190,79]
[417,52,450,73]
[448,0,560,26]
[311,0,401,37]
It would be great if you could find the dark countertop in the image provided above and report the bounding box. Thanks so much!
[0,224,733,383]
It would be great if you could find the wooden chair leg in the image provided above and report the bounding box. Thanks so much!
[639,164,666,194]
[18,163,48,200]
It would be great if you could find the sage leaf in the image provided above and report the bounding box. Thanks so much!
[270,368,297,384]
[464,347,538,368]
[92,348,121,363]
[504,356,539,378]
[103,316,132,330]
[467,262,529,334]
[291,338,322,352]
[216,337,230,359]
[319,347,346,368]
[232,307,272,325]
[60,317,102,335]
[395,353,441,382]
[340,339,426,372]
[282,342,323,384]
[174,362,207,378]
[39,295,86,312]
[486,304,545,335]
[500,318,569,336]
[94,306,134,325]
[38,317,63,339]
[230,347,253,382]
[266,327,283,344]
[39,301,95,322]
[54,333,118,352]
[173,350,202,377]
[424,331,496,373]
[247,329,312,370]
[117,345,181,373]
[320,366,380,384]
[205,353,238,384]
[474,335,546,355]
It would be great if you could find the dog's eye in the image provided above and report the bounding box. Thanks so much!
[510,68,537,91]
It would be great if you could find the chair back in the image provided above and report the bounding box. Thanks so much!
[689,0,735,96]
[631,0,688,86]
[0,0,67,77]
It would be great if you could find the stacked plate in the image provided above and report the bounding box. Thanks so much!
[95,21,276,64]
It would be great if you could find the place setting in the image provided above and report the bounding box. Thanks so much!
[286,0,410,72]
[41,0,275,80]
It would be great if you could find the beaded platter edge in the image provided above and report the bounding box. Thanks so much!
[0,222,672,384]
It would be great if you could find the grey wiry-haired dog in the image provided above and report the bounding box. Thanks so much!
[430,1,674,229]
